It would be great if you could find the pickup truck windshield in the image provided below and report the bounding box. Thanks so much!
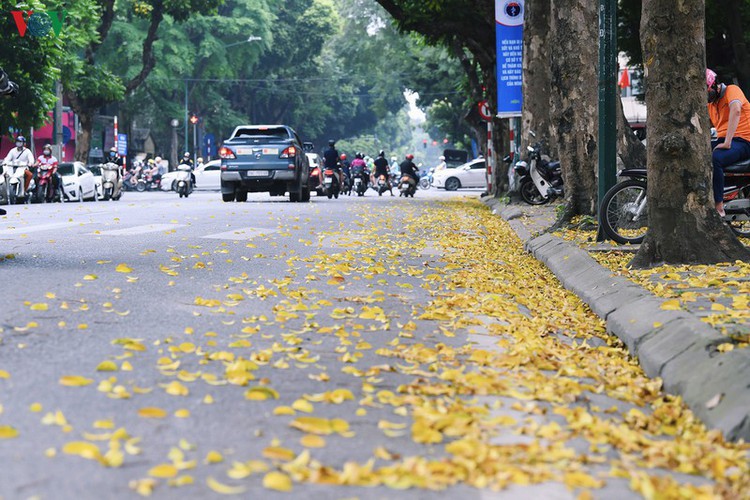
[233,127,290,141]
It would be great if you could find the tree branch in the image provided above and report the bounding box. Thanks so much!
[86,0,116,62]
[125,2,164,94]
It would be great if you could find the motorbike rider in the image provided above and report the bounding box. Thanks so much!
[3,135,34,192]
[179,152,196,187]
[399,154,420,193]
[435,155,447,173]
[707,68,750,217]
[350,153,369,184]
[34,144,59,199]
[323,139,343,186]
[145,157,162,185]
[340,153,351,189]
[373,151,393,196]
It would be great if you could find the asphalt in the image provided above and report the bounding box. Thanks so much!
[483,196,750,442]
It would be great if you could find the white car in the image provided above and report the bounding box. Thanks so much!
[432,158,487,191]
[88,164,103,199]
[58,162,98,202]
[161,160,222,191]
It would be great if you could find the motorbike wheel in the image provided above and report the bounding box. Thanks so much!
[136,182,146,192]
[600,179,648,245]
[327,192,333,199]
[103,188,112,201]
[519,179,548,205]
[726,189,750,237]
[419,178,430,190]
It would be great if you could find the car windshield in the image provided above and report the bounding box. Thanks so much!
[88,165,101,176]
[57,164,74,176]
[233,127,290,141]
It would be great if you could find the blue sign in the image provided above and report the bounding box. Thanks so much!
[62,125,71,144]
[496,0,524,117]
[204,133,215,159]
[117,133,127,156]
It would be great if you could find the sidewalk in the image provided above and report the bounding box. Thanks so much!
[483,197,750,442]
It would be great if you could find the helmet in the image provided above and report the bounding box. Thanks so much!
[439,156,445,161]
[328,140,335,147]
[43,144,52,155]
[148,159,155,165]
[706,68,717,90]
[356,153,363,160]
[378,150,385,157]
[109,147,117,157]
[16,136,25,144]
[406,154,414,160]
[197,157,203,163]
[183,152,190,158]
[340,154,347,160]
[390,156,397,162]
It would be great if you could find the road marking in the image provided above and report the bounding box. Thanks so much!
[202,227,278,240]
[95,224,186,236]
[0,221,91,235]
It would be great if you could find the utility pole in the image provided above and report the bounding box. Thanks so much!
[597,0,617,240]
[54,81,63,159]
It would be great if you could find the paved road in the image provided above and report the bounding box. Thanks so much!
[0,189,742,499]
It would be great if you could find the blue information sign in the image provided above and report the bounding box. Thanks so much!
[117,133,127,156]
[495,0,524,118]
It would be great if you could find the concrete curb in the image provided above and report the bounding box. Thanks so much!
[482,196,750,442]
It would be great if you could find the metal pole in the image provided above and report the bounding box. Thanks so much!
[193,123,197,164]
[597,0,617,240]
[184,79,189,154]
[54,81,63,159]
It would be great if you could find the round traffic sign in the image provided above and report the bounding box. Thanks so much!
[478,100,493,121]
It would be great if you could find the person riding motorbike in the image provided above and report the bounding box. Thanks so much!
[145,157,162,185]
[707,68,750,217]
[399,154,419,195]
[34,144,59,200]
[340,153,351,191]
[179,152,196,187]
[3,135,34,193]
[435,155,447,173]
[350,153,369,193]
[372,151,393,195]
[323,140,343,187]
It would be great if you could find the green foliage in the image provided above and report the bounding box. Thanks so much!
[0,0,63,139]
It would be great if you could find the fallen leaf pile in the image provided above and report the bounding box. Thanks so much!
[0,199,748,498]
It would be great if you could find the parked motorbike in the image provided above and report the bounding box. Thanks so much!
[514,140,564,205]
[398,176,417,197]
[4,160,31,204]
[175,163,193,198]
[600,162,750,244]
[100,162,122,201]
[323,167,340,199]
[33,164,59,203]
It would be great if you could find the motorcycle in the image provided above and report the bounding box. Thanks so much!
[398,175,417,197]
[100,162,122,201]
[514,141,564,205]
[352,169,368,197]
[419,168,433,190]
[323,167,340,199]
[341,171,352,196]
[376,174,390,196]
[175,163,193,198]
[5,160,31,204]
[140,174,161,191]
[122,166,143,192]
[33,164,59,203]
[600,162,750,244]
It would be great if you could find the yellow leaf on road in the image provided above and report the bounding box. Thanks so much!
[59,375,93,387]
[138,407,167,418]
[116,263,133,273]
[62,441,102,461]
[660,299,681,310]
[263,471,293,492]
[0,425,19,439]
[300,434,326,448]
[30,303,48,311]
[244,386,279,401]
[207,476,246,494]
[96,361,118,372]
[149,463,178,478]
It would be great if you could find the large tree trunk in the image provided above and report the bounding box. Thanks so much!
[549,0,599,220]
[73,107,95,163]
[631,0,750,267]
[617,94,647,169]
[522,0,554,156]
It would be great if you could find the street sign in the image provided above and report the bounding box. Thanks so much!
[117,133,127,156]
[478,100,493,121]
[496,0,525,118]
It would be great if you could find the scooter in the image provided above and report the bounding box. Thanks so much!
[175,163,193,198]
[33,164,59,203]
[375,174,391,196]
[100,162,123,201]
[513,140,563,205]
[419,168,433,190]
[5,160,31,204]
[323,167,340,199]
[0,163,13,204]
[398,176,417,197]
[341,172,352,196]
[352,171,368,197]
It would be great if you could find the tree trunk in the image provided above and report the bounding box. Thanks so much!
[721,0,750,92]
[617,94,647,169]
[74,108,95,163]
[549,0,599,219]
[522,0,554,156]
[631,0,750,267]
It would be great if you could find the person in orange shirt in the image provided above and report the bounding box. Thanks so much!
[707,68,750,216]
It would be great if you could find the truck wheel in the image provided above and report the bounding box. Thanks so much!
[222,192,235,202]
[236,190,248,202]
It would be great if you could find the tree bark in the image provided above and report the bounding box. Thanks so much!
[549,0,599,219]
[74,110,95,163]
[617,94,647,169]
[522,0,554,156]
[631,0,750,267]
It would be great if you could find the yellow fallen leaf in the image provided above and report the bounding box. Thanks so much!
[174,409,191,418]
[263,471,293,492]
[116,263,133,273]
[207,476,246,495]
[245,386,279,401]
[83,274,98,281]
[149,463,178,479]
[59,375,94,387]
[300,434,326,448]
[138,407,167,419]
[0,370,9,379]
[62,441,102,461]
[30,303,48,311]
[262,446,295,461]
[205,450,223,464]
[0,425,19,439]
[96,361,119,372]
[660,299,681,310]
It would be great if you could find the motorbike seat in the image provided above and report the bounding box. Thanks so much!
[725,158,750,173]
[548,161,561,170]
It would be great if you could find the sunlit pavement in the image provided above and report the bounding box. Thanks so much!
[0,190,746,499]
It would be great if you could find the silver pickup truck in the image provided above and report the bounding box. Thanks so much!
[219,125,310,202]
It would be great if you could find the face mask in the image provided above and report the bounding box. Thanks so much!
[44,150,51,156]
[16,142,23,148]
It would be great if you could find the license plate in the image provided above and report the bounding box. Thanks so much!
[236,147,254,155]
[262,148,278,155]
[324,179,332,185]
[246,170,268,177]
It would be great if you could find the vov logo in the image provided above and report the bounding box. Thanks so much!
[11,10,67,37]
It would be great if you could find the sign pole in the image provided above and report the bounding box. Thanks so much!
[597,0,617,240]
